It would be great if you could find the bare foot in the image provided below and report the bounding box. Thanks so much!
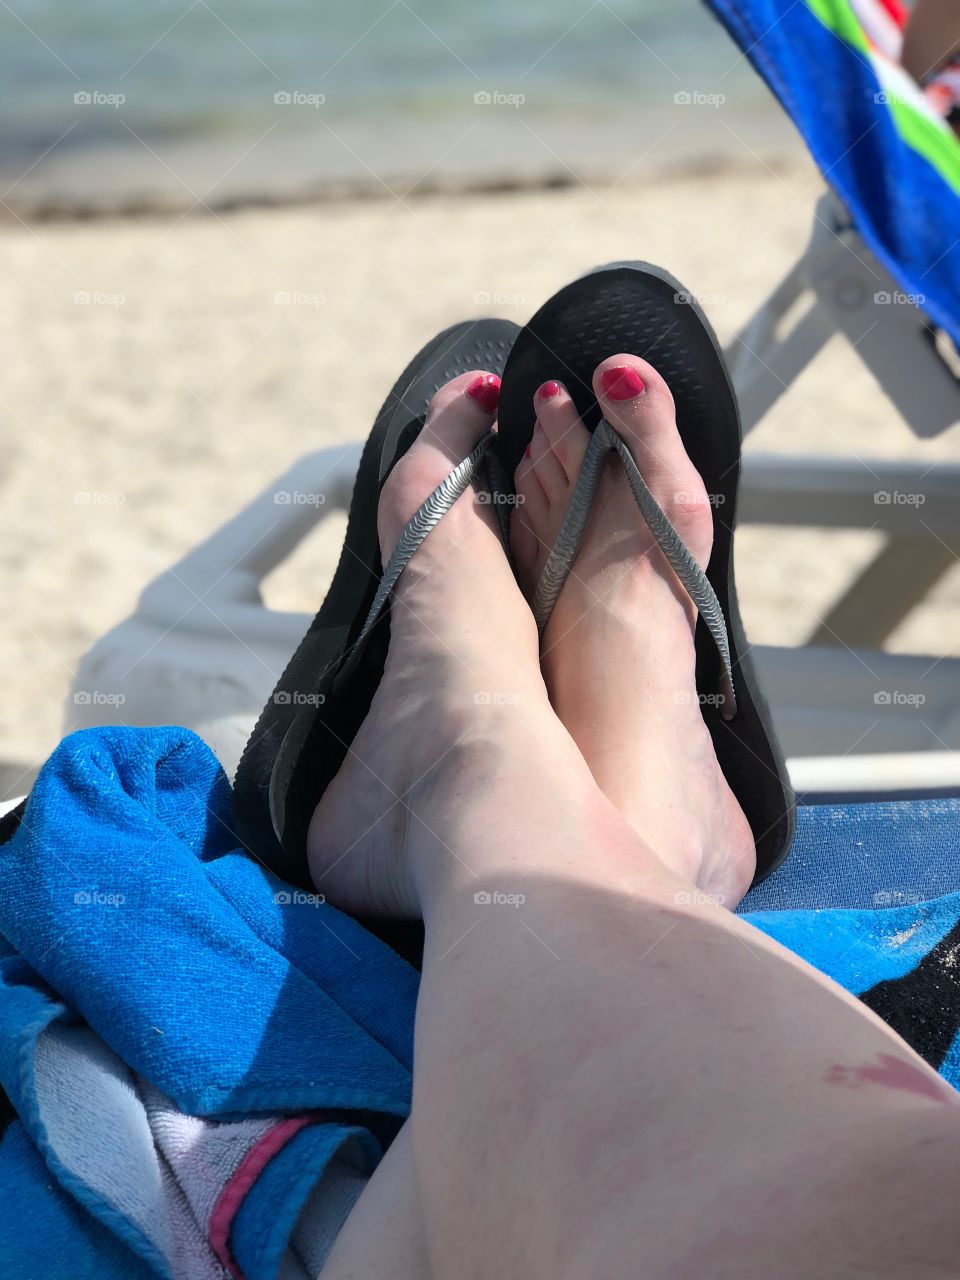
[511,355,755,906]
[306,371,564,917]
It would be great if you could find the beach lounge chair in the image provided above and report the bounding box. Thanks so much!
[66,1,960,796]
[65,0,960,797]
[708,0,960,790]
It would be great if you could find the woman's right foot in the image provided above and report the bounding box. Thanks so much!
[307,371,578,918]
[511,355,756,907]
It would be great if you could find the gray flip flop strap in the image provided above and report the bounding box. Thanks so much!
[356,429,502,646]
[532,418,737,720]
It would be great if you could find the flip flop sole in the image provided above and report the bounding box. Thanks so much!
[233,320,520,888]
[496,262,795,883]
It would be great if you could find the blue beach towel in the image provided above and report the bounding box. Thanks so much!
[703,0,960,347]
[1,725,958,1275]
[0,726,418,1279]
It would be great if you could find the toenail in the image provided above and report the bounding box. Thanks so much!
[536,380,561,400]
[600,366,645,401]
[466,373,501,414]
[523,443,532,458]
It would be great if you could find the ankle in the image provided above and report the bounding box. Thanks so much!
[418,818,699,938]
[406,714,583,904]
[412,745,701,923]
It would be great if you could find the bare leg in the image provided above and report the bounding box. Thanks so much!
[316,371,960,1279]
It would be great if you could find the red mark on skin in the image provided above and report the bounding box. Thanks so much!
[824,1053,953,1104]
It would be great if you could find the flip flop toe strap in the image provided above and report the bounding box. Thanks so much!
[532,419,738,720]
[355,429,501,647]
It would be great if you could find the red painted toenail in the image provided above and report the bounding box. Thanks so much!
[536,380,561,400]
[600,366,645,400]
[466,373,501,414]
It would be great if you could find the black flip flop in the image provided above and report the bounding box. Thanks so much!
[232,319,520,890]
[495,262,795,883]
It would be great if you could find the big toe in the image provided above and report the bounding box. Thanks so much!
[593,354,680,469]
[593,353,714,566]
[377,370,501,559]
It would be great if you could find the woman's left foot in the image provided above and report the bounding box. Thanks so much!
[306,371,576,918]
[511,355,756,907]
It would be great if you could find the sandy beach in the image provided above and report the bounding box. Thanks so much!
[2,154,959,791]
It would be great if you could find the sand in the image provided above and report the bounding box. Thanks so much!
[2,155,959,790]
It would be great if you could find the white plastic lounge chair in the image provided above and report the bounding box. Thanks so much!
[67,0,960,797]
[64,410,960,798]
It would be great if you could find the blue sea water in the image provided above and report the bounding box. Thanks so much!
[0,0,791,203]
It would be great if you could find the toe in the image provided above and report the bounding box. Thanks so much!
[534,380,590,482]
[592,353,691,482]
[526,418,568,502]
[592,353,714,566]
[421,370,501,466]
[592,354,676,448]
[511,451,551,591]
[378,370,501,559]
[512,445,550,530]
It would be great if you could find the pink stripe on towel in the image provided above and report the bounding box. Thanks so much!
[209,1116,313,1280]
